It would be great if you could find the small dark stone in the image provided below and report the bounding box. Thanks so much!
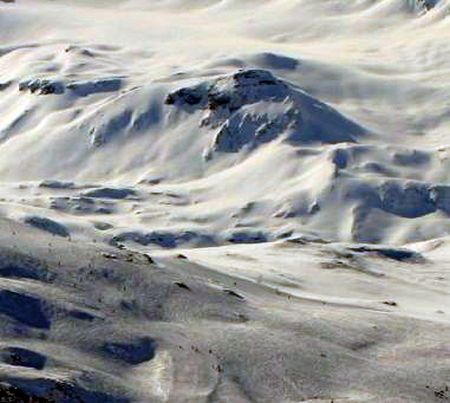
[69,310,96,322]
[102,253,118,260]
[144,255,155,264]
[174,282,191,291]
[223,289,245,300]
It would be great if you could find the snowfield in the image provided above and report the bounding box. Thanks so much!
[0,0,449,401]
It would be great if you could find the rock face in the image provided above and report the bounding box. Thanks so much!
[166,69,366,158]
[0,347,47,370]
[111,230,215,248]
[18,77,122,97]
[82,187,137,200]
[66,78,122,97]
[24,216,69,238]
[413,0,439,11]
[102,337,156,365]
[19,79,65,95]
[0,290,51,329]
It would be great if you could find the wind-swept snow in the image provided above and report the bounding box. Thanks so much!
[0,0,449,401]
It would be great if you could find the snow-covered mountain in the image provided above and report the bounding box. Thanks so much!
[0,1,449,401]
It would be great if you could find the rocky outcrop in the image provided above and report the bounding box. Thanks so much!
[18,77,122,97]
[19,79,65,95]
[166,69,366,158]
[414,0,439,11]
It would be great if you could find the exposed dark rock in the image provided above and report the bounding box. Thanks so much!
[102,252,119,260]
[19,79,65,95]
[50,196,115,215]
[103,337,156,365]
[0,290,51,329]
[112,230,214,248]
[3,378,129,403]
[227,230,267,244]
[39,180,75,189]
[348,245,423,262]
[414,0,439,11]
[0,252,54,282]
[24,216,69,238]
[165,87,205,106]
[0,383,49,403]
[223,289,245,300]
[165,69,366,157]
[0,347,47,370]
[82,187,136,200]
[174,282,191,291]
[0,81,12,91]
[66,78,122,96]
[380,181,436,218]
[68,309,97,322]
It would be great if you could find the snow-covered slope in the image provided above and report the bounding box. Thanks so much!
[0,0,450,246]
[0,0,449,401]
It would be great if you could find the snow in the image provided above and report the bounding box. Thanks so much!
[0,0,449,401]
